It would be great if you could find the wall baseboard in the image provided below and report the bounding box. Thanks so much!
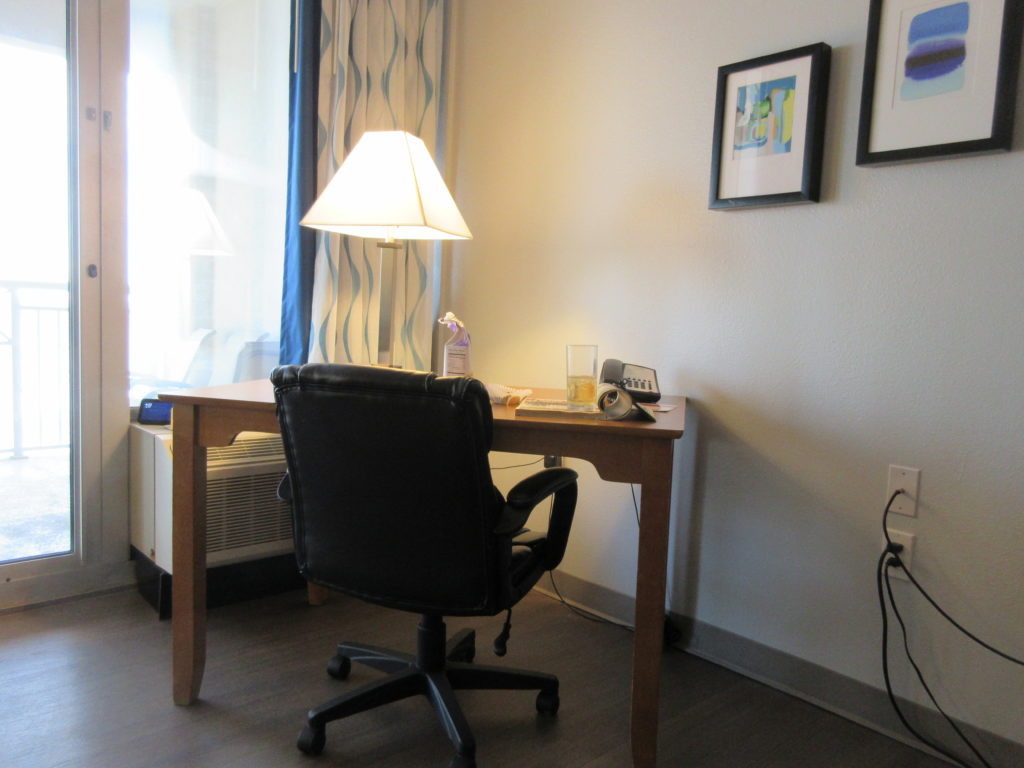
[541,569,1023,767]
[0,560,136,613]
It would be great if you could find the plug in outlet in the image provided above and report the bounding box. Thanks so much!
[886,465,920,517]
[883,530,915,581]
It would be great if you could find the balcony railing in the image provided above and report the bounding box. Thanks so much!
[0,280,70,459]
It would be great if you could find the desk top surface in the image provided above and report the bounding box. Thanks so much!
[162,378,685,440]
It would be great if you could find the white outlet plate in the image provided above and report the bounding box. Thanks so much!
[886,465,920,517]
[884,530,915,581]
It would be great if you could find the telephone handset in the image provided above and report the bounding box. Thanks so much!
[600,359,661,403]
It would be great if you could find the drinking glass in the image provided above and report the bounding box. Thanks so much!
[566,344,598,410]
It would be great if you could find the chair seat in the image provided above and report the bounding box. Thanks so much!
[510,544,546,592]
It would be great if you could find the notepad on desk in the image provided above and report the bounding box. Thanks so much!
[515,398,604,419]
[515,386,656,422]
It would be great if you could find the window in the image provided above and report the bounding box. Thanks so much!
[127,0,290,403]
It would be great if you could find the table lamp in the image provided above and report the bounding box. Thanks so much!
[300,130,472,366]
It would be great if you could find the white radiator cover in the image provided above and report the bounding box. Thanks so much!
[130,425,294,572]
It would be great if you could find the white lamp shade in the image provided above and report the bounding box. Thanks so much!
[300,131,472,241]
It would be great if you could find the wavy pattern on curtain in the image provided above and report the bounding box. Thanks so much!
[308,0,448,369]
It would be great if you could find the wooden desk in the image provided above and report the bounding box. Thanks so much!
[162,379,685,768]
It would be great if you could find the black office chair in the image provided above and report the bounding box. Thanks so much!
[272,363,578,767]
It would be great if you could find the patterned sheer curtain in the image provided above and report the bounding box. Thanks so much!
[308,0,450,369]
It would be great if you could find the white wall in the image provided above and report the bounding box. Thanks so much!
[447,0,1024,743]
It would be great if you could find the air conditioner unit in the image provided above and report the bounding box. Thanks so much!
[129,424,294,574]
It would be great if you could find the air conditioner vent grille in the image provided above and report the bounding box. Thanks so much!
[207,472,293,553]
[208,434,285,465]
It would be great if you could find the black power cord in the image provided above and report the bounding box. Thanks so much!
[547,484,681,647]
[490,456,544,471]
[547,571,631,628]
[882,558,992,767]
[496,460,681,645]
[884,493,1024,668]
[630,483,641,526]
[878,490,1023,767]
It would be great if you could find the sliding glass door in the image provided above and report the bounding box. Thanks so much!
[0,1,74,564]
[0,0,130,606]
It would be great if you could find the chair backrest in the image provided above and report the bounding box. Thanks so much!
[272,363,503,615]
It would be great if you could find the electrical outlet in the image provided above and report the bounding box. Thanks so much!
[883,530,915,581]
[886,465,920,517]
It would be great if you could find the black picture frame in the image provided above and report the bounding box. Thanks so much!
[709,42,831,210]
[856,0,1023,166]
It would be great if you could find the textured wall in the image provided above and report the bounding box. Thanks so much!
[447,0,1024,742]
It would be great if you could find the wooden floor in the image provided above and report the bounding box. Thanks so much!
[0,587,950,768]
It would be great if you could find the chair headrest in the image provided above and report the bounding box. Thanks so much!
[271,362,482,403]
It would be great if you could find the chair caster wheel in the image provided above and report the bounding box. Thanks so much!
[297,723,326,755]
[536,688,560,714]
[327,654,351,680]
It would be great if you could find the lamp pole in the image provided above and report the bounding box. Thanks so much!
[376,240,403,366]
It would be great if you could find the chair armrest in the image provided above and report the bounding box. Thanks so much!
[506,467,578,508]
[494,468,577,535]
[495,467,578,570]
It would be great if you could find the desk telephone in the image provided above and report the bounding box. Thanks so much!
[600,359,661,403]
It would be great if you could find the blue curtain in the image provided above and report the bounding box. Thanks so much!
[279,0,322,365]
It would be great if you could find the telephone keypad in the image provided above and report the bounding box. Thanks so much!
[601,358,661,403]
[622,369,660,402]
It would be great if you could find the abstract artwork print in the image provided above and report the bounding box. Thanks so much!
[733,76,797,157]
[901,1,970,101]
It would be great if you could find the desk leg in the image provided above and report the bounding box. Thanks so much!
[172,404,207,705]
[631,439,674,767]
[307,581,330,606]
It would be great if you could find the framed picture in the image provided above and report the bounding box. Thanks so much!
[856,0,1023,165]
[709,43,831,210]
